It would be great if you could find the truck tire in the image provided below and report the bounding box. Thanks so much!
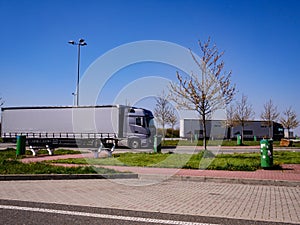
[129,139,141,149]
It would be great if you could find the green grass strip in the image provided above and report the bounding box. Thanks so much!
[50,150,300,171]
[0,149,118,174]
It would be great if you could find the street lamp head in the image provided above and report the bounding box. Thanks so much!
[68,39,87,46]
[79,39,87,46]
[68,37,87,106]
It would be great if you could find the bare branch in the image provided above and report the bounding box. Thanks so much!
[280,106,299,138]
[233,94,255,142]
[0,97,4,107]
[169,37,236,149]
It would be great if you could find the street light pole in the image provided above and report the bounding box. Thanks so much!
[68,38,87,106]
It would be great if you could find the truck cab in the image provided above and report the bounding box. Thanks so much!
[127,107,156,149]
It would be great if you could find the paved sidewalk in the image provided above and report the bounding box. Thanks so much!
[0,178,299,224]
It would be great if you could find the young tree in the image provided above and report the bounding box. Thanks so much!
[260,99,279,139]
[154,92,172,138]
[280,106,299,139]
[233,94,255,143]
[166,108,178,138]
[225,104,236,140]
[169,37,236,149]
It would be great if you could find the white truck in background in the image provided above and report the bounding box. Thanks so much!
[1,105,156,149]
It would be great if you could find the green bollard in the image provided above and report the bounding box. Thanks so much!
[153,136,157,153]
[237,134,242,146]
[194,134,198,142]
[260,139,273,168]
[254,136,257,142]
[153,135,162,153]
[16,135,26,156]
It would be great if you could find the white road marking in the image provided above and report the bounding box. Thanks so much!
[0,204,218,225]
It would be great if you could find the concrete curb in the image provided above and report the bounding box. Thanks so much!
[0,172,299,187]
[171,175,300,187]
[138,174,300,187]
[0,173,138,181]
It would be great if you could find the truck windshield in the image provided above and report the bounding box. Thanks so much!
[147,118,155,128]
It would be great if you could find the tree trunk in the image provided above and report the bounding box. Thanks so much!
[241,123,244,144]
[227,127,231,140]
[202,115,207,150]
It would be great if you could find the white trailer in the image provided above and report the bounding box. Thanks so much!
[180,119,284,141]
[1,105,156,149]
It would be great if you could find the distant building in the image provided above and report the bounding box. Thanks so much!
[180,119,284,141]
[284,130,294,139]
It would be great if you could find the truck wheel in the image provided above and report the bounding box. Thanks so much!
[129,139,140,149]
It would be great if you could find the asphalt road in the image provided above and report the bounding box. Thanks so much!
[0,200,293,225]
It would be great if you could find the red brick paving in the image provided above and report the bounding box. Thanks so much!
[100,165,300,182]
[21,153,91,163]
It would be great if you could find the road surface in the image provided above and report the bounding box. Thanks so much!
[0,199,291,225]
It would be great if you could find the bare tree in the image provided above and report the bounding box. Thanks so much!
[233,94,255,143]
[166,108,178,138]
[154,92,172,138]
[169,37,236,149]
[280,106,299,139]
[224,104,236,140]
[0,96,4,107]
[260,99,279,139]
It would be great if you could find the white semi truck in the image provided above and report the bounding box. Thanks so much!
[1,105,156,149]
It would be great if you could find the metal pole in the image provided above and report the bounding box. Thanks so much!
[72,93,76,106]
[77,44,81,106]
[69,39,86,107]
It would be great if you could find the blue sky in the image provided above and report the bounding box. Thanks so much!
[0,0,300,134]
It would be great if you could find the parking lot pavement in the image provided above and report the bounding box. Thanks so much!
[0,178,299,224]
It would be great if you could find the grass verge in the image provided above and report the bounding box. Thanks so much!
[49,150,300,171]
[0,148,118,175]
